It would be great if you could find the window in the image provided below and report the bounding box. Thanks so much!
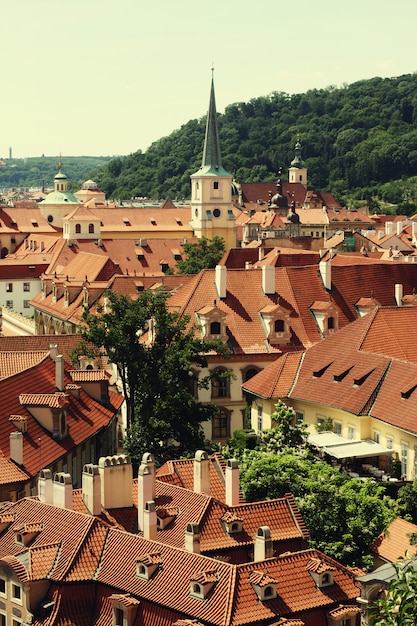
[401,442,408,477]
[210,321,221,335]
[213,208,221,218]
[334,421,342,435]
[212,408,230,440]
[213,181,219,190]
[257,405,263,436]
[348,426,355,440]
[328,316,335,330]
[88,223,94,233]
[0,615,5,626]
[12,583,21,600]
[0,578,5,594]
[6,283,13,292]
[23,282,30,292]
[295,411,304,424]
[264,586,273,598]
[274,319,285,333]
[23,300,30,308]
[6,300,13,309]
[211,368,230,398]
[373,431,380,444]
[386,437,393,449]
[75,223,81,234]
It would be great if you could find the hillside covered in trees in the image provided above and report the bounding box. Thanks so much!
[92,72,417,213]
[3,74,417,213]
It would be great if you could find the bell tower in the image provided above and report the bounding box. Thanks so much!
[190,71,236,249]
[288,136,307,187]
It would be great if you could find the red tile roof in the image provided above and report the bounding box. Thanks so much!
[371,517,417,562]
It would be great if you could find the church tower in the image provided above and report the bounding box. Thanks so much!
[288,137,307,187]
[190,73,236,249]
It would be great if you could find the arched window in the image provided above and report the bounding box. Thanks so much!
[75,223,81,234]
[212,408,231,440]
[193,583,201,594]
[264,586,273,598]
[88,223,94,233]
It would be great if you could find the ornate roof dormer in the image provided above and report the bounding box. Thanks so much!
[196,302,228,342]
[249,570,278,601]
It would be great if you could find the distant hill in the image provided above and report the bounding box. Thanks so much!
[88,72,417,214]
[3,74,417,215]
[0,156,113,192]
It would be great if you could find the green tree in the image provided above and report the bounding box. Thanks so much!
[237,447,395,568]
[176,236,226,274]
[78,289,228,464]
[262,400,308,450]
[371,559,417,625]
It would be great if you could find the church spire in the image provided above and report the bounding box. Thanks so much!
[198,69,229,176]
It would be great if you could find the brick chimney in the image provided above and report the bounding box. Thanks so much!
[225,458,240,506]
[82,463,101,516]
[254,526,273,562]
[143,500,157,541]
[194,450,210,494]
[9,432,23,466]
[55,354,64,391]
[262,265,275,295]
[215,265,227,299]
[98,454,133,510]
[395,283,403,307]
[184,522,201,554]
[53,472,73,510]
[137,453,156,532]
[38,468,53,504]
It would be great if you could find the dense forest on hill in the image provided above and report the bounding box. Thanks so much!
[0,156,112,192]
[3,74,417,213]
[91,72,417,213]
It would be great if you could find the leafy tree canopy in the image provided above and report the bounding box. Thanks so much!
[176,236,226,274]
[77,289,229,465]
[226,400,396,568]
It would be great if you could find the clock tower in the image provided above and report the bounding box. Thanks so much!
[190,73,236,249]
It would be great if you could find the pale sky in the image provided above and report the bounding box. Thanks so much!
[2,0,417,159]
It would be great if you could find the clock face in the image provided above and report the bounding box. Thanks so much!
[213,208,221,218]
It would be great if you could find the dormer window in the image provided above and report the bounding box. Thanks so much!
[189,570,218,600]
[220,512,243,535]
[249,570,278,601]
[327,604,360,626]
[13,522,43,546]
[306,557,336,588]
[109,594,140,626]
[259,303,291,344]
[75,223,81,234]
[156,507,178,530]
[196,305,228,342]
[310,301,339,338]
[136,552,162,580]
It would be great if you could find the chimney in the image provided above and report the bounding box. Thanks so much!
[258,246,265,261]
[319,259,331,291]
[49,343,58,361]
[137,453,156,532]
[254,526,273,562]
[397,220,403,235]
[215,265,226,299]
[82,463,101,515]
[385,221,393,235]
[143,500,157,541]
[55,354,64,391]
[194,450,210,494]
[53,472,73,509]
[38,469,53,504]
[9,432,23,466]
[395,283,403,307]
[184,522,201,554]
[262,265,275,295]
[225,458,240,506]
[98,454,133,510]
[412,222,417,237]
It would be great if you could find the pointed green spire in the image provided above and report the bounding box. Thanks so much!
[197,73,230,177]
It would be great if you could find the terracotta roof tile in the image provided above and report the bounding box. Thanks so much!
[371,517,417,562]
